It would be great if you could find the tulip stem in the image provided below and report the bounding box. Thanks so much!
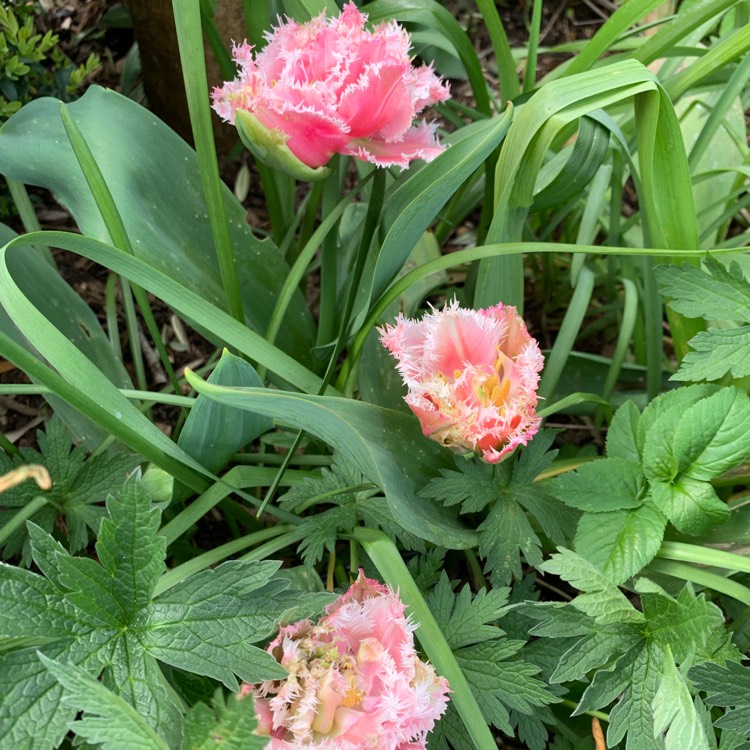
[317,156,343,348]
[257,170,387,517]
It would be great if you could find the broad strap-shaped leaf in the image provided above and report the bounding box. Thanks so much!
[183,372,477,549]
[0,87,315,360]
[177,350,272,478]
[368,114,513,301]
[0,225,131,448]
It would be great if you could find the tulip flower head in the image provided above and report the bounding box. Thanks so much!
[380,300,544,463]
[211,3,450,180]
[241,571,449,749]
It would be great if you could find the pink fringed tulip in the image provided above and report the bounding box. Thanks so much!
[211,3,450,179]
[380,299,544,463]
[240,571,449,749]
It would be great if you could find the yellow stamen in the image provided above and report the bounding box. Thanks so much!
[490,378,511,407]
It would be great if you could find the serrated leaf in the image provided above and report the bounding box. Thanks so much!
[406,547,446,591]
[523,602,598,639]
[672,387,750,481]
[652,648,710,750]
[511,430,559,485]
[40,655,169,750]
[297,504,358,568]
[637,582,724,663]
[552,625,642,683]
[541,549,644,626]
[516,485,577,546]
[107,636,183,749]
[574,650,633,715]
[419,460,499,514]
[606,643,665,750]
[358,495,426,553]
[690,659,750,707]
[651,477,728,536]
[479,494,543,585]
[574,500,667,584]
[0,416,137,562]
[639,385,718,479]
[183,690,267,750]
[607,401,641,462]
[428,573,509,649]
[674,326,750,382]
[456,642,557,721]
[141,562,331,689]
[691,660,750,740]
[426,571,556,736]
[512,708,551,750]
[550,457,646,512]
[655,260,750,322]
[0,641,83,748]
[0,481,325,747]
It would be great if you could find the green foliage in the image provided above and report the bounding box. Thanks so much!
[549,386,750,583]
[427,572,558,748]
[691,660,750,744]
[0,478,328,748]
[422,432,576,584]
[183,690,268,750]
[279,456,425,568]
[0,416,138,563]
[524,549,737,750]
[0,6,99,121]
[656,259,750,382]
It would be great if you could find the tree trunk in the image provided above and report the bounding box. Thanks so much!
[124,0,245,153]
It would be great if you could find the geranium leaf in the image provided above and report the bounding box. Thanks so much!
[655,259,750,322]
[41,655,169,750]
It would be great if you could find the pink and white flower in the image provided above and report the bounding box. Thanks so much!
[380,299,544,463]
[211,3,449,175]
[240,571,449,749]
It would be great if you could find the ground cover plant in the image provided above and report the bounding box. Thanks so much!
[0,0,749,747]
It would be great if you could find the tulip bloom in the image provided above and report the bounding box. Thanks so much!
[211,4,450,178]
[241,571,449,749]
[380,300,544,463]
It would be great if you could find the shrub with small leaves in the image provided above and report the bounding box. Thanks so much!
[0,4,99,217]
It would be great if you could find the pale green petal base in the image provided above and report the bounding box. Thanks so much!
[235,110,331,182]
